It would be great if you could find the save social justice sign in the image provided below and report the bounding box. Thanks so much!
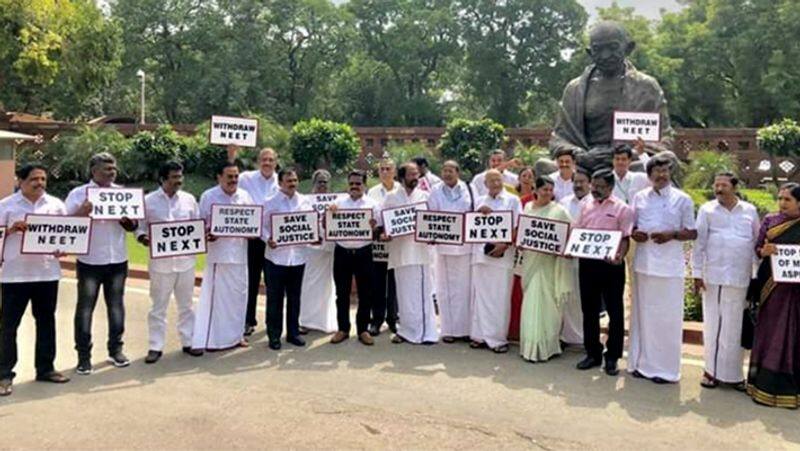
[613,111,660,142]
[515,215,570,255]
[270,211,319,246]
[87,187,145,220]
[310,193,347,215]
[21,215,91,255]
[564,228,623,260]
[210,205,263,238]
[382,202,427,237]
[209,115,259,148]
[149,219,207,259]
[464,211,513,244]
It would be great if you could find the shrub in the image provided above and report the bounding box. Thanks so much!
[438,118,504,178]
[683,150,738,189]
[512,142,550,169]
[125,125,187,181]
[290,119,361,176]
[385,142,441,175]
[757,118,800,158]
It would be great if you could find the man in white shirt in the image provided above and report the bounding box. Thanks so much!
[471,149,519,197]
[469,169,522,353]
[367,158,399,335]
[329,170,380,346]
[238,148,279,336]
[380,162,438,344]
[413,156,442,193]
[548,148,575,202]
[66,152,138,375]
[191,161,253,353]
[262,168,312,350]
[428,160,475,342]
[692,172,759,390]
[136,162,202,363]
[611,144,650,205]
[629,155,697,383]
[0,164,70,396]
[558,167,592,347]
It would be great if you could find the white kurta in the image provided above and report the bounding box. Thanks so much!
[470,170,518,198]
[380,187,437,343]
[191,186,252,350]
[469,191,522,348]
[299,243,337,333]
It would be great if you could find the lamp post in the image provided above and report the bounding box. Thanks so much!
[136,69,146,125]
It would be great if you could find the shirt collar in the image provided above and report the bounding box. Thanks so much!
[14,191,47,207]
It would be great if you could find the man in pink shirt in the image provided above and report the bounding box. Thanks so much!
[574,169,634,376]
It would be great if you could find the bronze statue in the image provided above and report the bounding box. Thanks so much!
[540,21,677,176]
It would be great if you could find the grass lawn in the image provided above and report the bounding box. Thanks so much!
[126,233,207,271]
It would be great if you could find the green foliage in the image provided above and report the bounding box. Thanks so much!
[512,142,550,169]
[757,118,800,158]
[438,118,505,177]
[685,188,776,217]
[125,125,187,181]
[684,276,703,322]
[289,119,361,176]
[683,150,739,189]
[384,142,441,174]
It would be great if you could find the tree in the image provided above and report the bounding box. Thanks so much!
[290,119,361,175]
[438,118,504,177]
[757,118,800,188]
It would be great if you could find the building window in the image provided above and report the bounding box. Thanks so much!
[366,138,374,148]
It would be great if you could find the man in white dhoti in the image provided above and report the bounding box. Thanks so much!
[629,155,697,383]
[136,162,202,363]
[471,149,519,197]
[298,169,337,334]
[428,160,475,342]
[379,162,438,344]
[558,168,591,347]
[368,158,399,334]
[469,170,522,353]
[692,172,759,390]
[548,148,576,202]
[191,161,252,352]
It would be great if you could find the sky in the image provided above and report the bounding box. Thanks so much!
[581,0,683,20]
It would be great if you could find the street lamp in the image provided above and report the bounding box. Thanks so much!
[136,69,145,125]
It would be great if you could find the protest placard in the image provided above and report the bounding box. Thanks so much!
[381,202,427,237]
[771,245,800,283]
[209,115,259,148]
[310,193,347,215]
[613,111,661,142]
[464,211,513,244]
[565,228,623,260]
[21,215,91,255]
[325,209,373,242]
[372,241,389,262]
[270,210,319,247]
[87,187,145,220]
[415,210,464,245]
[149,219,207,259]
[515,215,570,255]
[0,226,5,265]
[210,204,263,238]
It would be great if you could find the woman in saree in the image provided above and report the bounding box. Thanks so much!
[747,182,800,409]
[508,166,536,342]
[519,175,575,362]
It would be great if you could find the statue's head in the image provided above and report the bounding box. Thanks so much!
[586,21,635,76]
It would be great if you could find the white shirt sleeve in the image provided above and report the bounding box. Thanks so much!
[691,206,709,279]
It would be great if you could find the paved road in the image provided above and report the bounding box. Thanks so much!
[1,277,798,449]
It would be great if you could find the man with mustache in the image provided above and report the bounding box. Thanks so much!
[629,155,697,383]
[379,162,438,344]
[367,157,399,335]
[548,149,576,202]
[691,172,759,390]
[136,161,202,363]
[0,164,71,396]
[471,149,520,198]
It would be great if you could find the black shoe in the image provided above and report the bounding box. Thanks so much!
[576,356,602,370]
[244,325,256,337]
[144,350,163,364]
[287,336,306,347]
[298,326,310,335]
[268,339,282,350]
[36,371,70,383]
[604,359,619,376]
[76,356,93,375]
[651,377,671,384]
[367,325,381,337]
[107,351,130,368]
[182,346,204,357]
[387,322,397,334]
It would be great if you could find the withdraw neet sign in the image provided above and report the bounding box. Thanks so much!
[149,219,206,259]
[210,205,262,238]
[87,187,145,220]
[209,115,258,148]
[771,245,800,283]
[325,209,373,242]
[515,215,570,255]
[21,215,91,255]
[464,211,513,243]
[382,202,427,237]
[271,211,319,246]
[565,228,622,260]
[415,211,464,245]
[613,111,660,142]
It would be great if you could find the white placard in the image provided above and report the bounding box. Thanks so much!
[209,115,259,148]
[464,211,513,244]
[382,202,427,237]
[149,219,207,259]
[613,111,661,142]
[515,215,570,255]
[771,245,800,283]
[0,226,6,266]
[372,241,389,262]
[21,215,91,255]
[270,210,319,247]
[310,193,347,215]
[87,187,145,220]
[210,204,263,238]
[415,210,464,245]
[325,209,373,242]
[565,228,623,260]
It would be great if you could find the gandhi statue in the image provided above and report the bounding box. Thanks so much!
[538,21,678,178]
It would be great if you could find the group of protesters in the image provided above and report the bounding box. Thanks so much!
[0,144,799,410]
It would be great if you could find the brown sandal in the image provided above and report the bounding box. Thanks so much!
[700,373,718,389]
[469,340,486,349]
